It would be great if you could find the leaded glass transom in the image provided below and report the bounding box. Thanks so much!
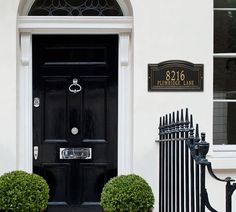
[28,0,123,16]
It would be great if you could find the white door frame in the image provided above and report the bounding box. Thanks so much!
[17,16,133,175]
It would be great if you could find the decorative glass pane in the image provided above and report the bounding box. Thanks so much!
[213,102,236,144]
[215,0,236,8]
[214,58,236,99]
[28,0,123,16]
[214,11,236,53]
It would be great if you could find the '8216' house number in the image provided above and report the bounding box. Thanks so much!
[148,60,204,91]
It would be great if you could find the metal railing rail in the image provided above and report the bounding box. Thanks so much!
[157,108,236,212]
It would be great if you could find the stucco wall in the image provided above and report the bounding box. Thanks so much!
[132,0,214,210]
[0,0,235,211]
[0,1,18,174]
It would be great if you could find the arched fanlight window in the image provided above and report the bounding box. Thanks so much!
[28,0,123,16]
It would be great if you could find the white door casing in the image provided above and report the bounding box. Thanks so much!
[17,2,133,175]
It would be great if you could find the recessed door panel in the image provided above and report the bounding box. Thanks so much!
[42,46,107,64]
[80,163,108,204]
[33,35,118,212]
[43,163,71,204]
[43,78,68,142]
[82,77,107,140]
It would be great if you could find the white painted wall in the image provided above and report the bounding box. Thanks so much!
[0,1,18,174]
[132,0,214,210]
[0,0,235,211]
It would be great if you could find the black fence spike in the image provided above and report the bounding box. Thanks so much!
[177,110,180,123]
[159,117,163,136]
[163,115,167,135]
[169,113,172,127]
[195,124,200,142]
[181,109,184,122]
[176,111,180,132]
[163,116,166,134]
[196,124,199,136]
[190,114,193,128]
[184,108,190,133]
[189,115,194,133]
[185,108,189,122]
[172,112,175,124]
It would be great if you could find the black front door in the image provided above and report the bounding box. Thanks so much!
[33,35,118,212]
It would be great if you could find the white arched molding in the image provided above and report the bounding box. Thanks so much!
[18,0,133,16]
[17,4,133,175]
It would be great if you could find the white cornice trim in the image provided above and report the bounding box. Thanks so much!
[17,16,133,33]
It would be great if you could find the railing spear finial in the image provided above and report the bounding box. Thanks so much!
[172,112,175,124]
[189,114,194,145]
[177,110,180,123]
[181,109,184,123]
[163,116,166,135]
[185,108,189,123]
[190,114,193,128]
[195,124,200,143]
[169,113,172,128]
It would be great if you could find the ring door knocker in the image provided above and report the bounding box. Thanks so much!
[69,78,82,94]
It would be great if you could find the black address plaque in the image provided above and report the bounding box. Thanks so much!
[148,60,204,91]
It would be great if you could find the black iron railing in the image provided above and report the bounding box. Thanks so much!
[157,108,236,212]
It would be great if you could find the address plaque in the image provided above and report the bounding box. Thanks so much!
[148,60,204,91]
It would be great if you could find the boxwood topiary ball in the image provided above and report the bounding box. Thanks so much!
[0,170,49,212]
[100,174,154,212]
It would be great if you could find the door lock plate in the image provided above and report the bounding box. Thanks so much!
[34,97,40,108]
[34,146,39,160]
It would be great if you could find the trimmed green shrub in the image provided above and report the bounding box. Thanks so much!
[0,170,49,212]
[100,174,154,212]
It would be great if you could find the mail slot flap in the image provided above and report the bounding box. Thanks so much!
[60,148,92,160]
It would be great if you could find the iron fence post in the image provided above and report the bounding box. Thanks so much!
[200,164,206,212]
[226,181,236,212]
[157,108,236,212]
[226,182,232,212]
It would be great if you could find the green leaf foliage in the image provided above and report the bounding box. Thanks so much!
[100,174,154,212]
[0,170,49,212]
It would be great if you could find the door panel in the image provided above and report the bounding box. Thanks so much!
[33,35,118,212]
[43,78,68,142]
[80,163,108,203]
[82,77,107,141]
[43,163,71,203]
